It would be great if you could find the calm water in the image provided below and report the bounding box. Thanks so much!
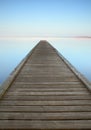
[0,37,91,85]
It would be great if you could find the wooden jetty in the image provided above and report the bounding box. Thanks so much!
[0,40,91,129]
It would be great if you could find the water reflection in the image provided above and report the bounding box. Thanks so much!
[0,38,91,84]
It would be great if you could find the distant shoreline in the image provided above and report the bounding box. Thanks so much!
[0,36,91,40]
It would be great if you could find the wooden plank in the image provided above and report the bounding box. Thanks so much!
[24,63,67,65]
[0,112,91,120]
[20,68,72,72]
[0,120,91,129]
[0,105,91,112]
[20,65,71,69]
[13,81,83,85]
[0,100,91,106]
[8,87,87,91]
[17,74,76,77]
[9,88,88,92]
[19,71,74,75]
[15,77,79,82]
[10,84,85,89]
[5,91,90,96]
[3,95,91,100]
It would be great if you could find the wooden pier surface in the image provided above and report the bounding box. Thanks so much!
[0,40,91,129]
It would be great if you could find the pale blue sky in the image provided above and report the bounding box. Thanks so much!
[0,0,91,37]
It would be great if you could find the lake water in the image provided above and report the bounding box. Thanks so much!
[0,37,91,85]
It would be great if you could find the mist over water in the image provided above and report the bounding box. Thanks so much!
[0,38,91,84]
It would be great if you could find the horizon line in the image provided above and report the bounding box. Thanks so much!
[0,36,91,39]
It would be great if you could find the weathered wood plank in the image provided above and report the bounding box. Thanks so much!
[10,83,85,89]
[0,105,91,112]
[13,81,83,85]
[8,87,87,91]
[8,88,87,92]
[0,120,91,129]
[15,76,79,82]
[0,112,91,120]
[5,91,90,96]
[3,95,91,100]
[0,100,91,106]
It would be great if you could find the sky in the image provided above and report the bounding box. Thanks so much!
[0,0,91,37]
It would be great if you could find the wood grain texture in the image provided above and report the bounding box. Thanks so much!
[0,40,91,129]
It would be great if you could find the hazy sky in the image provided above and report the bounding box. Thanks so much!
[0,0,91,37]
